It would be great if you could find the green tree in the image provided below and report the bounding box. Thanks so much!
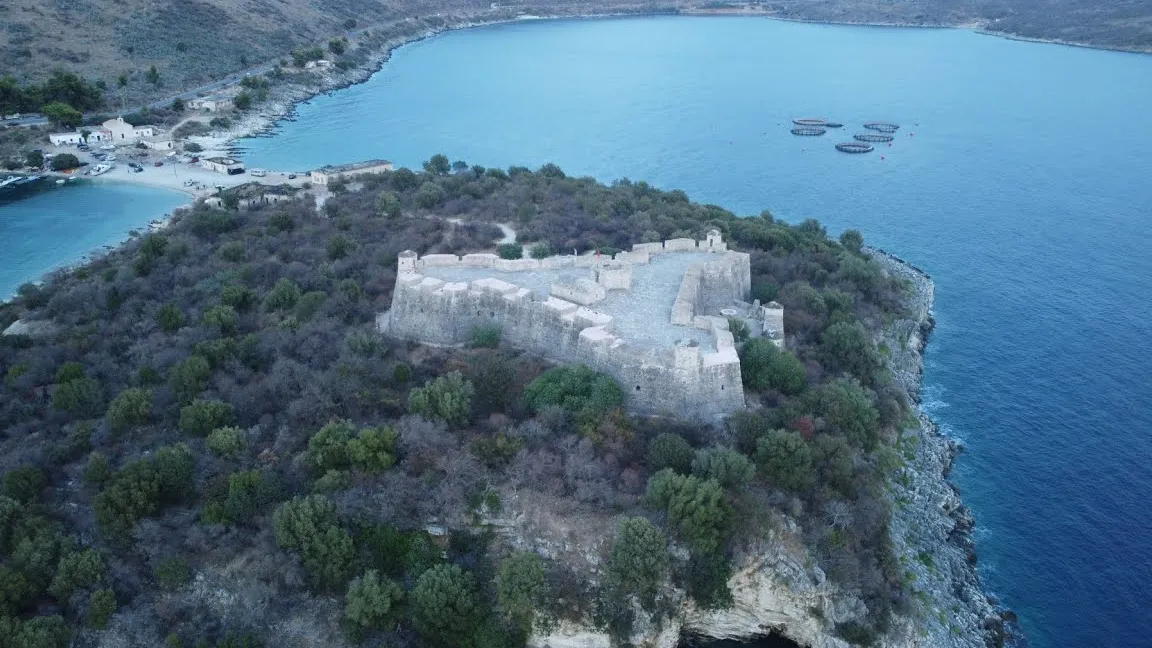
[839,228,864,253]
[272,495,354,591]
[52,376,102,416]
[754,430,814,492]
[207,426,248,458]
[738,338,807,395]
[13,614,70,648]
[49,153,80,171]
[347,425,398,474]
[727,318,751,343]
[157,303,184,332]
[469,324,501,349]
[200,305,238,335]
[391,167,418,190]
[345,569,403,630]
[106,388,152,432]
[83,453,111,486]
[497,243,522,260]
[647,433,694,474]
[306,420,354,473]
[327,234,352,260]
[263,277,301,311]
[423,154,451,175]
[212,470,278,524]
[178,399,235,436]
[171,97,185,112]
[377,191,401,218]
[820,322,882,383]
[408,372,474,427]
[645,470,731,554]
[233,92,252,111]
[528,242,552,259]
[410,564,480,646]
[328,38,347,55]
[497,551,550,635]
[3,466,46,503]
[523,365,624,423]
[168,355,211,404]
[414,181,445,208]
[152,556,191,590]
[812,377,880,450]
[691,446,754,489]
[221,285,257,311]
[49,548,105,600]
[41,101,82,128]
[26,150,44,168]
[605,517,669,609]
[146,65,160,85]
[87,588,116,628]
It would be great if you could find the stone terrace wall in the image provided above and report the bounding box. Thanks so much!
[381,234,750,420]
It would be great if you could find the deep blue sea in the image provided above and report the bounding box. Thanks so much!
[5,15,1152,647]
[0,182,187,297]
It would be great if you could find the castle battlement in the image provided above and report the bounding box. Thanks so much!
[379,231,779,420]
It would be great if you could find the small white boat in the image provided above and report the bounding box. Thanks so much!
[90,163,114,176]
[56,179,65,185]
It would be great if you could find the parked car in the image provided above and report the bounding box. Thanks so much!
[251,168,267,177]
[100,144,115,151]
[153,161,163,167]
[287,173,297,179]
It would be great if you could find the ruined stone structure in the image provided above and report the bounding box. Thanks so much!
[378,231,785,420]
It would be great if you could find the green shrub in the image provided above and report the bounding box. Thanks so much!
[414,181,445,208]
[645,470,730,554]
[49,548,105,600]
[327,234,353,260]
[345,569,404,630]
[471,432,524,468]
[12,614,70,647]
[408,372,474,427]
[200,305,238,335]
[496,551,549,634]
[106,388,152,431]
[410,564,480,646]
[216,241,245,262]
[306,420,354,473]
[263,278,302,311]
[337,278,363,302]
[272,495,355,591]
[727,318,751,343]
[691,446,754,489]
[605,517,669,610]
[178,399,235,436]
[497,243,522,260]
[312,470,351,493]
[754,430,814,492]
[344,330,381,357]
[738,339,807,395]
[528,242,552,259]
[153,556,192,590]
[820,321,882,383]
[86,588,116,628]
[213,470,279,524]
[94,445,195,537]
[54,362,85,384]
[221,285,257,311]
[469,324,501,349]
[347,425,398,474]
[523,365,624,423]
[294,291,327,321]
[169,355,211,404]
[51,376,103,415]
[3,465,46,503]
[206,427,248,458]
[83,453,111,486]
[647,433,695,474]
[811,378,880,450]
[377,191,401,218]
[268,212,295,233]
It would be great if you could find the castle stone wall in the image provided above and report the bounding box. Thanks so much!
[381,231,754,420]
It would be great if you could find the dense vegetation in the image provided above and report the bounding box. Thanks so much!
[0,159,916,646]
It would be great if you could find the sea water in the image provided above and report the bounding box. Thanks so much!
[0,181,187,297]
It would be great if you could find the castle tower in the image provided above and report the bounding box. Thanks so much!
[705,229,723,249]
[398,250,418,274]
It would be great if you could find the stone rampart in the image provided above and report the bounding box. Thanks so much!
[381,230,751,419]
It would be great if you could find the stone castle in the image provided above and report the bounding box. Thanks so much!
[378,230,785,420]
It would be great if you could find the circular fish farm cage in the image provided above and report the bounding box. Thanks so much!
[824,122,844,128]
[864,122,900,133]
[854,132,894,143]
[792,118,827,126]
[836,142,874,154]
[790,127,827,136]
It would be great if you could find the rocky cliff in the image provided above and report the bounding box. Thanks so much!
[525,249,1009,648]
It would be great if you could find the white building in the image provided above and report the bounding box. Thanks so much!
[311,159,394,185]
[202,156,245,175]
[49,132,85,146]
[188,95,234,112]
[100,117,156,143]
[141,135,174,151]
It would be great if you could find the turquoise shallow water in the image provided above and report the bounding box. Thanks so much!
[3,15,1151,646]
[0,181,187,297]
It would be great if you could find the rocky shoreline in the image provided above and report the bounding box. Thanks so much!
[868,247,1023,648]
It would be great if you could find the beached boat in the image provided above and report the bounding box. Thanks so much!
[90,163,114,176]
